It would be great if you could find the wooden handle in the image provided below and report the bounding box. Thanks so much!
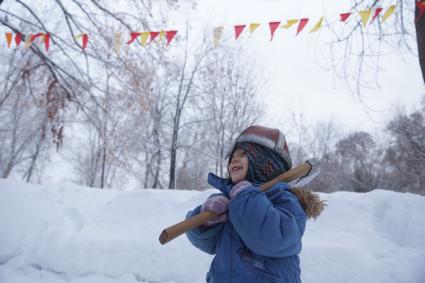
[159,161,312,245]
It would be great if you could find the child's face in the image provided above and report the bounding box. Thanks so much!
[229,148,248,183]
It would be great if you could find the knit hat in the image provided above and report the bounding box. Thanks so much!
[226,125,292,169]
[229,142,289,184]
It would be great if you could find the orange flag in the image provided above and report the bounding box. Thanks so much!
[340,13,351,22]
[165,30,177,45]
[43,34,50,51]
[269,21,280,41]
[6,32,12,48]
[296,18,309,35]
[234,25,246,40]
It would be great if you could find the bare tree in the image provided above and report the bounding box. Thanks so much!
[322,0,424,97]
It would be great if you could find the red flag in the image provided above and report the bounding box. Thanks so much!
[15,33,22,46]
[81,34,88,49]
[6,32,12,48]
[370,7,383,24]
[165,30,177,45]
[44,34,50,51]
[30,33,44,44]
[234,25,246,40]
[268,21,280,41]
[127,32,141,44]
[340,13,351,22]
[416,1,425,22]
[296,18,309,35]
[149,31,160,43]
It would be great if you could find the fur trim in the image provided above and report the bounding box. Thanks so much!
[290,187,326,220]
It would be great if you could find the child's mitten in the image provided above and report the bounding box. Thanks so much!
[229,181,252,199]
[201,194,229,226]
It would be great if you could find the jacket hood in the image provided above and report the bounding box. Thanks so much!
[290,187,326,219]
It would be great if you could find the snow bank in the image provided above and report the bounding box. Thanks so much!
[0,179,424,283]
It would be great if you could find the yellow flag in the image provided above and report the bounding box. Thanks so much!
[140,32,149,46]
[159,31,166,41]
[309,17,323,33]
[249,23,260,34]
[213,26,224,47]
[114,33,121,54]
[359,9,372,27]
[281,19,298,29]
[382,5,396,23]
[24,34,32,48]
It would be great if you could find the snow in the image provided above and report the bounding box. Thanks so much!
[0,179,424,283]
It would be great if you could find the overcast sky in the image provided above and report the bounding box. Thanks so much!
[184,0,425,133]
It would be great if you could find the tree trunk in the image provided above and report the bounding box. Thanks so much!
[416,1,425,83]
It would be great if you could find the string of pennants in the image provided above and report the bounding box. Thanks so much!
[4,30,178,52]
[213,4,403,46]
[3,2,425,52]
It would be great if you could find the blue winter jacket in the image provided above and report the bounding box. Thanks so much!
[186,173,307,283]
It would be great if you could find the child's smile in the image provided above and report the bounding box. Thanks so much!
[229,148,248,183]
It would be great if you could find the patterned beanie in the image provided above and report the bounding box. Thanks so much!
[230,142,289,184]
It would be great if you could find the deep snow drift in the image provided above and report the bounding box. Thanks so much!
[0,179,424,283]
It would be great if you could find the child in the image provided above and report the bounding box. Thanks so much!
[186,125,324,283]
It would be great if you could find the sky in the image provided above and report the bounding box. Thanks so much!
[183,0,425,133]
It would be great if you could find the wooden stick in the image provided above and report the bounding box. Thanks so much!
[159,161,312,245]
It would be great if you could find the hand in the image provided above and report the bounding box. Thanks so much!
[229,181,252,199]
[201,194,229,226]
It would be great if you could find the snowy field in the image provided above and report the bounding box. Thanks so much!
[0,178,424,283]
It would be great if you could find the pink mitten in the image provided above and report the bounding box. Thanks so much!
[229,181,252,199]
[201,194,229,226]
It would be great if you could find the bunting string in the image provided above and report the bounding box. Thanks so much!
[2,3,408,52]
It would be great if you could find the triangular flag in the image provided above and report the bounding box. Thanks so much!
[75,33,88,49]
[359,9,372,27]
[159,31,166,41]
[269,21,280,41]
[415,2,425,22]
[370,7,383,24]
[296,18,309,35]
[6,32,12,48]
[234,25,246,40]
[213,27,224,47]
[249,23,260,34]
[140,32,149,46]
[281,19,298,29]
[43,33,50,52]
[127,32,141,44]
[113,33,121,53]
[382,5,396,23]
[340,13,351,22]
[15,33,22,46]
[24,34,32,48]
[149,31,160,43]
[309,17,323,33]
[165,30,177,46]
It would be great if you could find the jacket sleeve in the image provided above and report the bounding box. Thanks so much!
[185,205,223,255]
[228,185,306,258]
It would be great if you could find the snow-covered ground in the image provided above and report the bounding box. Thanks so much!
[0,179,424,283]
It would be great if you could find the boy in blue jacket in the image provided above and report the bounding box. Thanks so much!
[186,125,324,283]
